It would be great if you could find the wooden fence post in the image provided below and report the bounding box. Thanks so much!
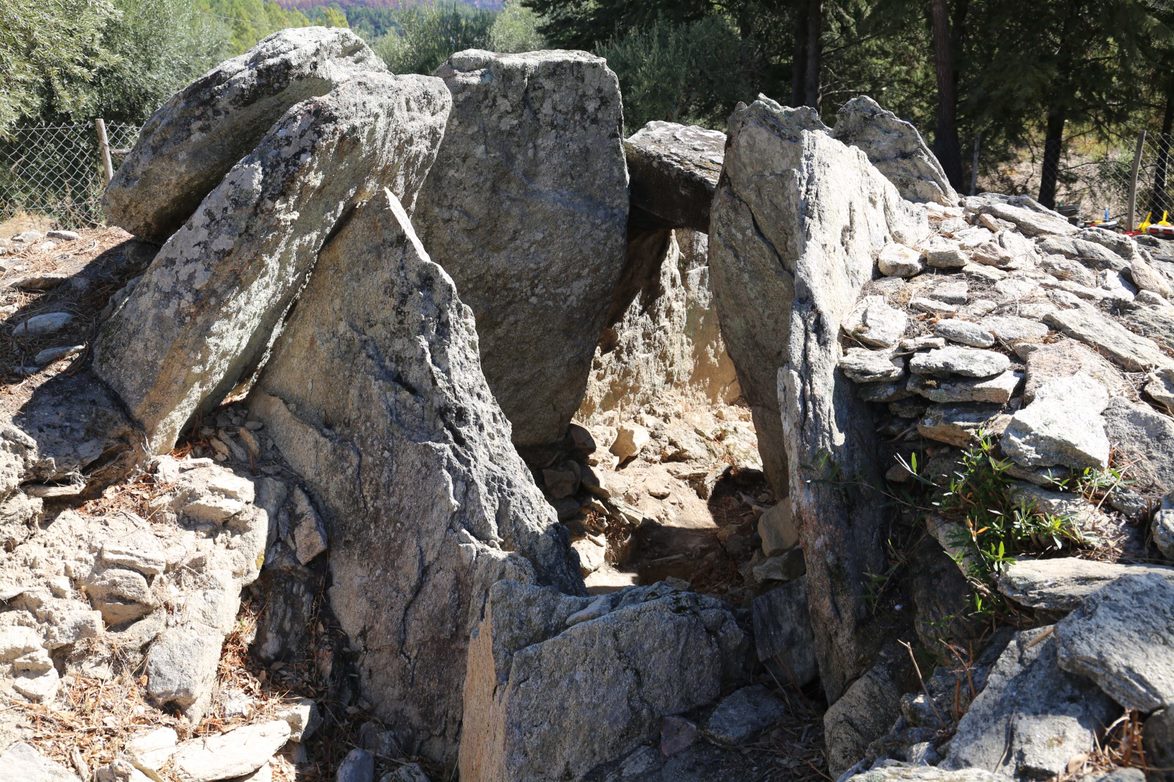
[95,118,114,185]
[1127,129,1146,231]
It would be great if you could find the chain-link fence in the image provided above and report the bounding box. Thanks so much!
[0,121,140,228]
[1055,130,1174,230]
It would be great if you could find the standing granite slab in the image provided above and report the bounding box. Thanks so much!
[104,27,386,243]
[94,73,451,453]
[251,190,582,766]
[710,94,926,700]
[414,49,629,448]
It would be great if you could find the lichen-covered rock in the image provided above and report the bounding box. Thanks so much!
[710,94,926,699]
[105,27,386,242]
[1055,573,1174,712]
[459,580,749,781]
[963,194,1076,237]
[624,121,725,231]
[94,73,450,453]
[250,190,581,766]
[833,95,958,206]
[942,627,1118,778]
[415,49,629,448]
[998,557,1174,611]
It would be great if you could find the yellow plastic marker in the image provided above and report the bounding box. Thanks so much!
[1139,212,1153,232]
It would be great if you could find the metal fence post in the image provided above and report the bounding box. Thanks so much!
[1127,129,1146,231]
[95,118,114,185]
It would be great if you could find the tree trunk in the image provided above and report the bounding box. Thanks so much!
[790,0,808,107]
[930,0,964,188]
[802,0,822,108]
[1152,77,1174,215]
[1038,104,1066,209]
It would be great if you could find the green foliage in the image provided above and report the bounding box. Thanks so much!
[597,16,755,131]
[197,0,312,56]
[369,2,494,75]
[488,0,545,53]
[0,0,115,137]
[932,433,1093,615]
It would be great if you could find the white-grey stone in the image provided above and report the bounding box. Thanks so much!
[843,295,908,348]
[703,684,787,745]
[877,243,924,277]
[289,488,327,565]
[846,768,1001,782]
[933,319,995,348]
[833,95,959,205]
[250,190,580,765]
[918,404,1007,447]
[1045,307,1173,372]
[1054,573,1174,711]
[336,748,375,782]
[907,369,1020,404]
[415,50,628,447]
[998,557,1174,611]
[13,312,73,337]
[0,742,80,781]
[624,121,724,232]
[909,346,1009,378]
[170,720,291,782]
[980,315,1050,345]
[963,194,1076,237]
[1002,374,1111,469]
[1155,493,1174,560]
[840,348,906,383]
[925,240,969,269]
[1146,367,1174,415]
[94,72,451,453]
[104,27,387,242]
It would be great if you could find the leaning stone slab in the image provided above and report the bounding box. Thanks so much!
[415,49,628,448]
[833,95,958,206]
[459,580,749,781]
[1103,396,1174,511]
[711,94,926,700]
[942,627,1117,779]
[625,121,725,231]
[998,557,1174,611]
[105,27,386,242]
[1055,573,1174,712]
[94,73,450,453]
[251,190,581,766]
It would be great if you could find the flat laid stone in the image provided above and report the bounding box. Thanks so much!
[907,370,1020,404]
[840,348,905,383]
[13,312,73,337]
[963,194,1076,238]
[910,297,959,316]
[918,404,1007,447]
[624,120,724,232]
[1054,573,1174,711]
[981,315,1050,345]
[942,627,1117,778]
[170,720,291,782]
[909,346,1010,378]
[877,243,924,277]
[1019,339,1134,404]
[1046,307,1173,372]
[843,295,908,348]
[1002,374,1110,469]
[934,319,995,348]
[998,557,1174,611]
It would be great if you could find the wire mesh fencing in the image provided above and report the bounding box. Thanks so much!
[0,121,140,228]
[1054,130,1174,229]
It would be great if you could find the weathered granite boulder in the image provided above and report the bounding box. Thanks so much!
[459,580,750,781]
[95,73,450,453]
[579,229,739,419]
[1054,573,1174,712]
[710,95,926,699]
[104,27,385,242]
[942,627,1118,778]
[833,96,958,206]
[625,121,725,231]
[250,190,581,766]
[415,49,629,448]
